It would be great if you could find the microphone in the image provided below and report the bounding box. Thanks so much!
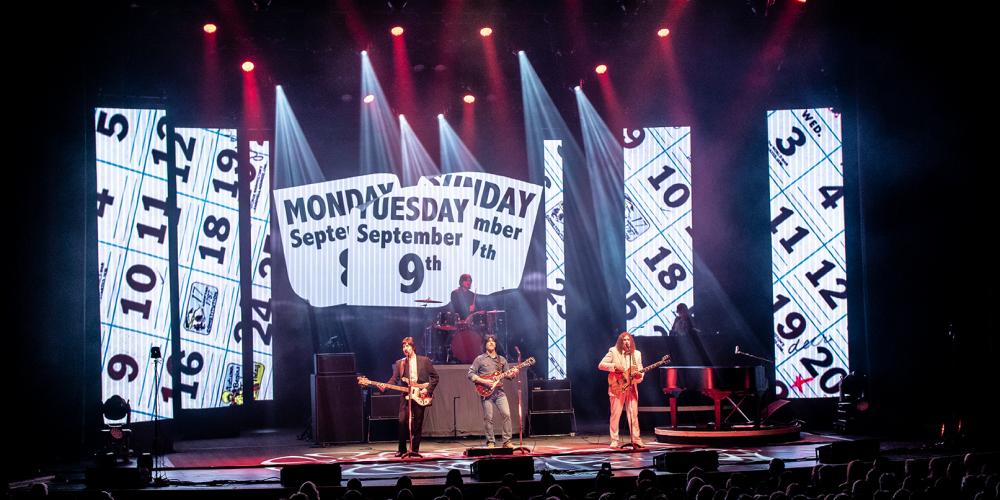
[735,345,741,354]
[514,345,521,356]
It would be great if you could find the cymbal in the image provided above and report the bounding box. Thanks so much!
[485,310,505,313]
[434,325,457,331]
[415,298,443,304]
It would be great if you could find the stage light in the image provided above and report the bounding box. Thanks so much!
[480,27,493,37]
[391,26,404,36]
[100,395,132,463]
[203,23,217,34]
[363,94,375,104]
[657,28,670,38]
[595,64,608,75]
[437,114,445,120]
[241,61,255,72]
[463,94,476,104]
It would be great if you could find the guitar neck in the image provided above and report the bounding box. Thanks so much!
[363,381,409,393]
[639,359,669,374]
[503,358,534,376]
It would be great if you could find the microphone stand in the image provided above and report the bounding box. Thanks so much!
[734,346,772,429]
[511,346,530,454]
[401,371,422,459]
[734,346,774,364]
[619,353,640,451]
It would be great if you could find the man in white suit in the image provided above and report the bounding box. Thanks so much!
[598,331,644,448]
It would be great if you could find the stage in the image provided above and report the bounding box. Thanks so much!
[29,427,975,499]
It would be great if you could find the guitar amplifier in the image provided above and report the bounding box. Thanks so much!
[370,394,400,419]
[315,353,356,375]
[530,388,573,412]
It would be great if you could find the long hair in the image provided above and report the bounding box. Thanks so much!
[615,331,634,355]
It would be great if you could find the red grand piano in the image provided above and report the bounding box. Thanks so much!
[661,365,767,430]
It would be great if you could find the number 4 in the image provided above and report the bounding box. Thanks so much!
[819,186,844,209]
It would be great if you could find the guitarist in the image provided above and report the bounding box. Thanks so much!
[598,331,644,448]
[467,334,519,448]
[382,337,439,457]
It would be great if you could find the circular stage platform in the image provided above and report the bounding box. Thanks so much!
[654,423,801,445]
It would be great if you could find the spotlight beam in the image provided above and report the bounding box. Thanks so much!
[438,115,484,174]
[274,85,326,189]
[576,86,626,331]
[361,51,402,175]
[399,115,440,186]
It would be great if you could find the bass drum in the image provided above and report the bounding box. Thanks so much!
[450,328,483,364]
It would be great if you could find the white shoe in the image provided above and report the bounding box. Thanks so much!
[609,440,620,448]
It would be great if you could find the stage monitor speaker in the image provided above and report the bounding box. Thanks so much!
[280,463,342,487]
[315,353,356,375]
[653,450,719,472]
[530,389,573,412]
[312,374,364,444]
[465,447,514,457]
[370,394,400,419]
[816,439,879,464]
[85,466,151,488]
[529,412,575,436]
[471,456,534,481]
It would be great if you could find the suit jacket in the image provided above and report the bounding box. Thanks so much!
[387,355,440,403]
[598,347,644,398]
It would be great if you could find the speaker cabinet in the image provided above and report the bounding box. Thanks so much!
[471,456,534,481]
[654,450,719,472]
[816,439,879,464]
[312,374,364,444]
[314,353,356,375]
[528,412,575,436]
[280,463,342,487]
[530,389,573,412]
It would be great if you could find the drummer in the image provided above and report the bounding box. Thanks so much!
[450,273,478,320]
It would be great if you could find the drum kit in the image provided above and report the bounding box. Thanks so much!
[414,298,505,364]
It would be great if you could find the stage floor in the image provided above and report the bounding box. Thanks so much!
[156,427,847,485]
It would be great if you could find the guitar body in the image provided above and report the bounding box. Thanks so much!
[474,357,536,398]
[608,371,637,398]
[403,387,433,406]
[606,355,672,398]
[476,372,506,397]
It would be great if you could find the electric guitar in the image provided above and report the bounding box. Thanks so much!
[607,354,671,397]
[357,376,433,406]
[475,357,536,397]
